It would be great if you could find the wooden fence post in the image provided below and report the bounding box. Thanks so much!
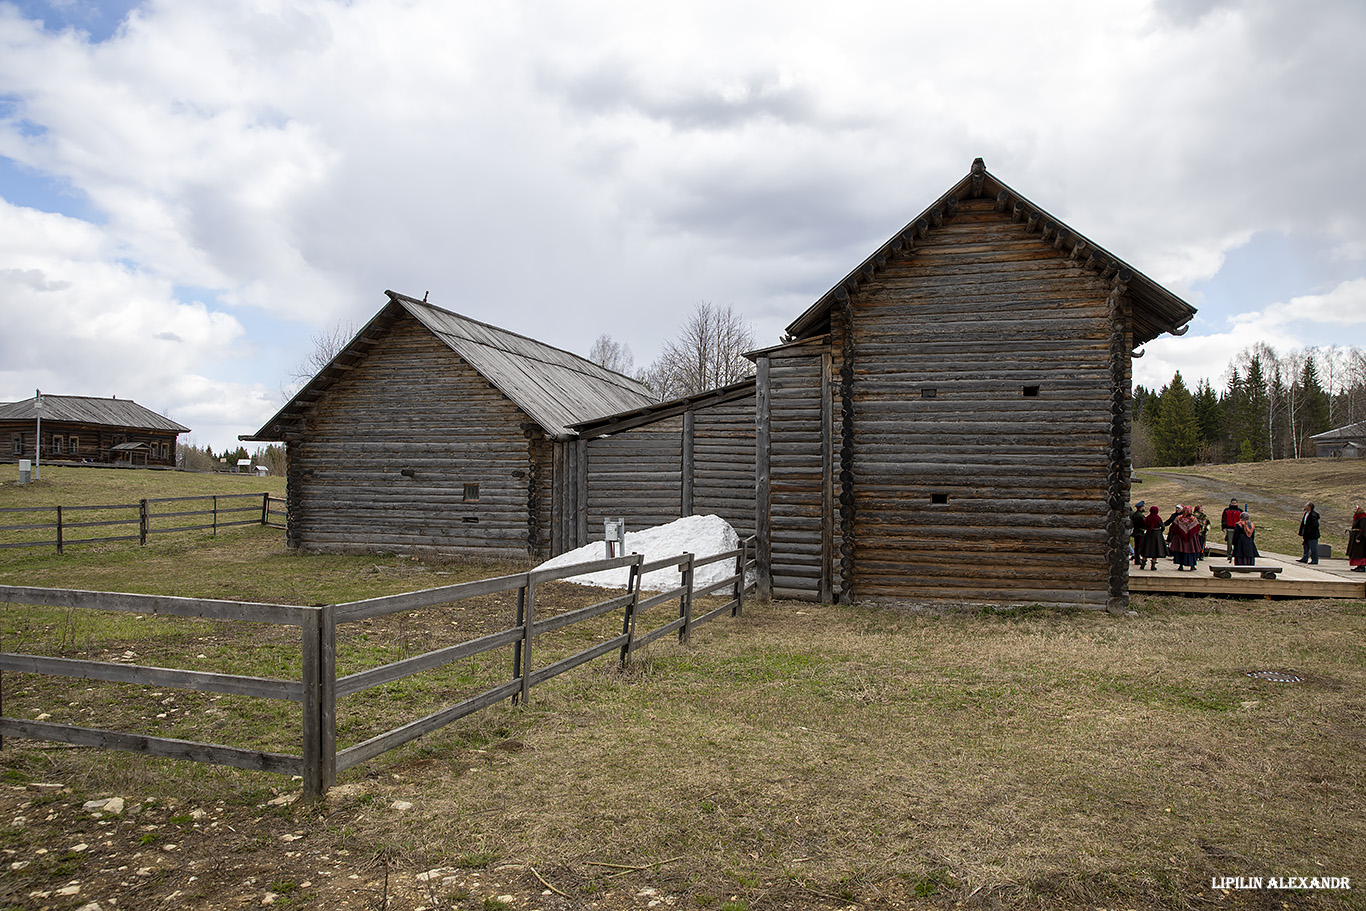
[261,492,269,526]
[138,500,148,546]
[515,581,536,706]
[678,553,695,644]
[300,606,324,802]
[212,496,219,536]
[55,505,63,555]
[733,541,745,617]
[618,559,642,666]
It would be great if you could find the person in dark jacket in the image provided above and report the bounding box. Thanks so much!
[1296,503,1320,564]
[1220,498,1243,563]
[1140,505,1168,570]
[1130,501,1146,566]
[1232,511,1259,566]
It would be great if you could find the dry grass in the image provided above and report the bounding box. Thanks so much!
[3,464,1364,909]
[12,593,1352,909]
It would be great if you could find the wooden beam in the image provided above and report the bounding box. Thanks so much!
[995,190,1010,212]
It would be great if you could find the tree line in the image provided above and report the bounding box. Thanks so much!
[178,441,284,474]
[1134,344,1366,467]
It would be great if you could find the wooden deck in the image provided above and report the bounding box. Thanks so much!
[1128,550,1365,599]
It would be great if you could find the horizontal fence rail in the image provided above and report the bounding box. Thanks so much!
[0,493,277,552]
[0,537,757,800]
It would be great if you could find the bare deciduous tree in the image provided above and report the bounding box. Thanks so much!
[644,302,756,401]
[588,334,638,376]
[282,320,358,400]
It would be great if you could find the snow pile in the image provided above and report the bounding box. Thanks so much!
[533,514,743,592]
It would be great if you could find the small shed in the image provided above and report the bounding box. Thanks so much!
[1309,421,1365,458]
[0,395,189,467]
[242,291,656,559]
[753,158,1197,610]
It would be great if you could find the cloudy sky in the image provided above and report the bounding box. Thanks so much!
[2,0,1364,452]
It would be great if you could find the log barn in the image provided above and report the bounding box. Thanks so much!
[752,158,1197,610]
[0,394,189,468]
[243,292,656,559]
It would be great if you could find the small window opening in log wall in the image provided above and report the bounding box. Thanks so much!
[1022,385,1041,397]
[462,516,479,523]
[921,387,937,398]
[931,493,950,505]
[463,483,480,502]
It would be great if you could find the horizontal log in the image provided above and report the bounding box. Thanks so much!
[0,654,303,701]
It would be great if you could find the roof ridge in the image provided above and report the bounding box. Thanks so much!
[387,291,650,394]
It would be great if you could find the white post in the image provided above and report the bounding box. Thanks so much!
[33,389,42,481]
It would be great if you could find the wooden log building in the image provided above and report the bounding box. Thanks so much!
[242,292,657,559]
[249,159,1196,610]
[0,394,189,467]
[752,158,1196,610]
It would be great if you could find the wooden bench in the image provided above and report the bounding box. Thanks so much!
[1210,565,1282,580]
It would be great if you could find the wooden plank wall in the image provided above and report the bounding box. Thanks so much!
[763,352,831,601]
[585,416,685,534]
[691,392,757,538]
[579,393,758,549]
[288,315,537,558]
[840,196,1117,605]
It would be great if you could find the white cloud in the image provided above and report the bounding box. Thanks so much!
[1,0,1365,449]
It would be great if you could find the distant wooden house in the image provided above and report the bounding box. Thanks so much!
[0,394,189,467]
[1309,421,1365,459]
[752,159,1197,610]
[242,292,656,559]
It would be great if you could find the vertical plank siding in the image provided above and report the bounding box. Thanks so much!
[845,199,1117,604]
[289,315,538,558]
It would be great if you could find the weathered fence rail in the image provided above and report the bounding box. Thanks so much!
[0,492,277,552]
[0,538,757,800]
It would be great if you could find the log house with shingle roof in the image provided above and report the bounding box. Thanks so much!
[0,394,189,467]
[243,291,656,558]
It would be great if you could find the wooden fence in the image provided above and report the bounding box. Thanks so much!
[0,492,284,552]
[0,539,755,800]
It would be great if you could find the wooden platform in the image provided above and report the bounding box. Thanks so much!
[1128,550,1365,599]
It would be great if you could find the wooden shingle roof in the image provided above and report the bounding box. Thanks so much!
[245,292,656,442]
[785,158,1197,348]
[0,395,189,433]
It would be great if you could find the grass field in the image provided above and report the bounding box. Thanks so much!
[1,463,1363,911]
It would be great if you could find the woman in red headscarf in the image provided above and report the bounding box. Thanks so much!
[1170,505,1203,571]
[1348,505,1366,572]
[1232,510,1259,566]
[1139,505,1168,571]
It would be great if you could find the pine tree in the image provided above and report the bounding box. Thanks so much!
[1153,372,1201,465]
[1299,355,1331,456]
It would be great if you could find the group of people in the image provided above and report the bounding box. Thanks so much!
[1130,501,1220,571]
[1131,497,1366,573]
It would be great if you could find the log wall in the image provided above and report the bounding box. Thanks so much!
[836,197,1122,605]
[286,315,539,559]
[761,351,832,602]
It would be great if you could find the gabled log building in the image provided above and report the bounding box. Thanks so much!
[752,159,1196,610]
[0,395,189,467]
[243,292,656,559]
